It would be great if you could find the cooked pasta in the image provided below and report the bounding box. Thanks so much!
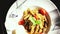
[18,7,51,34]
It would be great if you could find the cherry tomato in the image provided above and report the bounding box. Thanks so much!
[18,20,25,25]
[38,8,47,15]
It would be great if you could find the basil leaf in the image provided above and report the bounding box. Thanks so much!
[29,16,36,25]
[36,20,41,25]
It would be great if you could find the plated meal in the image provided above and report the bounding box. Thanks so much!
[17,7,51,34]
[5,0,59,34]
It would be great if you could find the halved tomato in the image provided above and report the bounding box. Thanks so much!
[38,8,47,15]
[18,20,25,25]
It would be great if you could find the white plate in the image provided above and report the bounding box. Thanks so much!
[5,0,60,34]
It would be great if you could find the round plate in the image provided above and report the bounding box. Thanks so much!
[5,0,60,34]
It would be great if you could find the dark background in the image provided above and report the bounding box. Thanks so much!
[0,0,60,34]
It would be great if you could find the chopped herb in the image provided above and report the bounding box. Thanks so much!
[36,20,41,25]
[29,16,36,25]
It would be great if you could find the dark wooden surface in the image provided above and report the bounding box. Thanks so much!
[0,0,60,34]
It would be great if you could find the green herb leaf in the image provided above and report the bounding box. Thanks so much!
[36,20,42,25]
[29,16,36,25]
[29,16,42,26]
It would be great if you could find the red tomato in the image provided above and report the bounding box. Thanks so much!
[18,20,25,25]
[38,8,47,15]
